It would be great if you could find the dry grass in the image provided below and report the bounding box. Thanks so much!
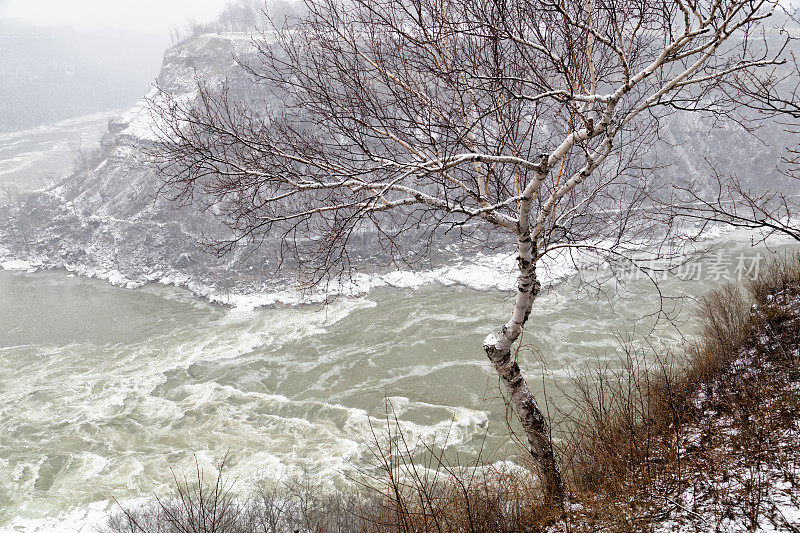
[556,252,800,530]
[351,413,555,532]
[104,255,800,532]
[745,252,800,305]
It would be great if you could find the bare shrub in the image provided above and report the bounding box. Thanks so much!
[352,412,551,532]
[70,134,116,175]
[556,343,688,526]
[688,282,754,383]
[105,419,550,533]
[747,251,800,305]
[108,457,242,533]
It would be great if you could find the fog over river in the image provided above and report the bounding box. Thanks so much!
[0,112,796,532]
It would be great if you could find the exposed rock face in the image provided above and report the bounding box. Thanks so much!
[0,32,796,301]
[0,34,283,298]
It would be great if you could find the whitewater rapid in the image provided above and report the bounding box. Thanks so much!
[2,229,796,532]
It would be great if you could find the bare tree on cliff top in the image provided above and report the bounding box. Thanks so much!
[150,0,789,504]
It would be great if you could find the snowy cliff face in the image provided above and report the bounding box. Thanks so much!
[0,34,291,301]
[0,32,797,303]
[656,112,793,193]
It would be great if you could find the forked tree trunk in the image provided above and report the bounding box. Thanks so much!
[483,213,564,506]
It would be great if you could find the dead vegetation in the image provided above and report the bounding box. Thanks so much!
[105,255,800,532]
[557,253,800,531]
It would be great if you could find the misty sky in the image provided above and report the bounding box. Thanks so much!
[1,0,796,35]
[0,0,231,34]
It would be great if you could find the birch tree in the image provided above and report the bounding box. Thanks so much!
[150,0,789,505]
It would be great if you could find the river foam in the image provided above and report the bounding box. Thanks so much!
[0,241,590,312]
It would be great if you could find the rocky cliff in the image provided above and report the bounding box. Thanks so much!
[0,34,284,302]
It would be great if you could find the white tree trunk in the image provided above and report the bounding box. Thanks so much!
[483,199,564,505]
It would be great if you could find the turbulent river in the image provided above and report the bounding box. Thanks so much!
[0,112,796,532]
